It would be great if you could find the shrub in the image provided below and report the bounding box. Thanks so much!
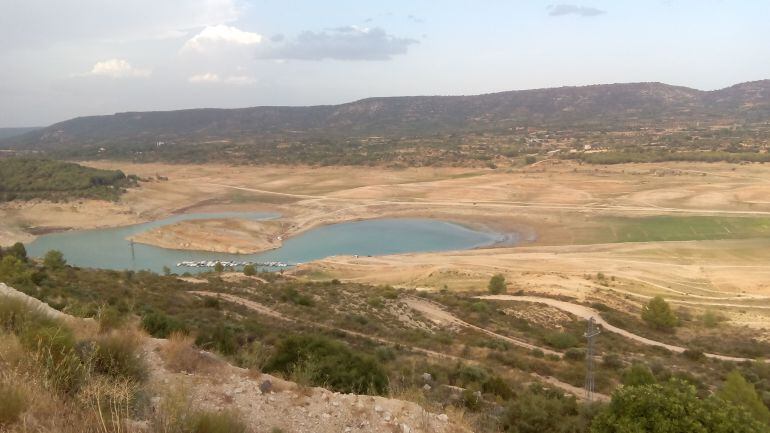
[187,409,250,433]
[141,310,186,338]
[717,370,770,425]
[97,304,125,333]
[162,332,219,373]
[90,329,148,382]
[0,381,27,426]
[622,363,657,386]
[264,334,389,395]
[544,331,579,349]
[243,265,256,276]
[641,296,678,331]
[487,274,506,294]
[43,250,67,270]
[682,349,705,362]
[602,353,623,369]
[592,380,766,433]
[565,348,586,361]
[482,375,514,400]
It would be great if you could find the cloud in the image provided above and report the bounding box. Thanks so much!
[89,59,151,78]
[182,25,262,52]
[0,0,242,51]
[224,75,257,85]
[188,73,256,85]
[260,26,418,61]
[548,4,606,17]
[188,73,220,83]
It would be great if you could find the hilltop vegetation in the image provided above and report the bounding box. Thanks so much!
[1,244,769,432]
[2,80,769,166]
[0,158,137,202]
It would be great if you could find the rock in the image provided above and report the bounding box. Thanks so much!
[321,413,331,420]
[233,387,244,394]
[422,384,432,391]
[437,414,449,422]
[374,405,384,413]
[421,372,432,382]
[401,423,412,433]
[332,401,340,407]
[259,380,273,394]
[383,412,392,421]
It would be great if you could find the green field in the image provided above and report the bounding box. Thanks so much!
[599,216,770,243]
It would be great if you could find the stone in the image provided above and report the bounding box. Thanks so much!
[421,373,432,382]
[437,414,449,422]
[374,405,384,413]
[401,423,412,433]
[422,384,432,391]
[259,380,273,394]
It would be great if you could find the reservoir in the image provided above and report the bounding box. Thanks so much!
[27,213,503,274]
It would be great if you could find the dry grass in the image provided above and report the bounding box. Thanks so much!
[161,332,221,374]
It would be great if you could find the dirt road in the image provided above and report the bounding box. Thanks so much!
[189,290,606,400]
[477,295,762,362]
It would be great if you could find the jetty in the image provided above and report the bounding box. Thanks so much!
[175,260,290,268]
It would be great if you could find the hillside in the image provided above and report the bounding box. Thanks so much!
[2,80,769,165]
[0,127,42,140]
[0,158,137,202]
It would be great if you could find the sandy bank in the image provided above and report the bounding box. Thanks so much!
[130,218,287,254]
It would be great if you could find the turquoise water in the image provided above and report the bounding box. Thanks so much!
[27,213,502,274]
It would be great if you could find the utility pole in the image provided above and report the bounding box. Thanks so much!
[129,239,136,270]
[584,316,601,401]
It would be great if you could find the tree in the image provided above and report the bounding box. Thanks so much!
[488,274,506,294]
[43,250,66,270]
[641,296,678,331]
[243,264,256,276]
[162,265,171,276]
[717,370,770,425]
[591,381,766,433]
[213,262,224,273]
[6,242,27,261]
[0,255,33,287]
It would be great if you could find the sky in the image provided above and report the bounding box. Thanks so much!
[1,0,768,127]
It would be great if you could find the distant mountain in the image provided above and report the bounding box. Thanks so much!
[0,127,42,140]
[2,80,769,164]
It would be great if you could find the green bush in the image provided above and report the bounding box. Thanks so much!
[565,348,586,361]
[641,296,678,332]
[487,274,506,294]
[482,375,514,400]
[591,380,766,433]
[0,382,28,426]
[544,331,579,349]
[242,265,256,276]
[622,363,657,386]
[141,310,186,338]
[43,250,67,270]
[264,334,389,395]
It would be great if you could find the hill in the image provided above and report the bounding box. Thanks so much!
[2,80,769,165]
[0,127,42,140]
[0,158,137,202]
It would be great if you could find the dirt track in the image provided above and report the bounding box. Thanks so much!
[190,290,606,401]
[477,295,763,362]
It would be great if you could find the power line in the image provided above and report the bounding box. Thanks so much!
[584,316,601,401]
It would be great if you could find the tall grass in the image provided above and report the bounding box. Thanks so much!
[0,381,28,426]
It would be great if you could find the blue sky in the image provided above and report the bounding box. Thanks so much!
[1,0,768,126]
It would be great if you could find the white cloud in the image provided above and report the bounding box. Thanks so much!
[182,25,262,52]
[89,59,151,78]
[188,73,256,85]
[0,0,242,51]
[188,73,221,83]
